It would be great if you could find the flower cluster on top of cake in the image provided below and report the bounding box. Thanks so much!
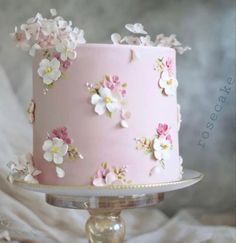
[111,23,190,54]
[86,74,131,128]
[10,9,86,93]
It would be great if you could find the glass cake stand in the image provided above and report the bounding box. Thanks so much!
[13,169,203,243]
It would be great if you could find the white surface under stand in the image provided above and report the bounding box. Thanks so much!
[14,169,203,243]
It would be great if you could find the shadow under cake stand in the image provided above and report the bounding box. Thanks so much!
[14,169,203,243]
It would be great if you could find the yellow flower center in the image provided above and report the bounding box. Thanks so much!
[160,144,168,150]
[45,66,53,74]
[50,146,60,154]
[64,47,69,53]
[104,96,112,104]
[167,79,173,85]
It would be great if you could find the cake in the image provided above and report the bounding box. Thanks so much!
[8,10,189,186]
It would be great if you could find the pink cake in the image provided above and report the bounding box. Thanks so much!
[8,10,189,186]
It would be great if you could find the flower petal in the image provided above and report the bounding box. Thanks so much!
[111,33,121,44]
[51,58,60,69]
[125,23,147,34]
[95,102,106,115]
[105,172,118,185]
[149,165,162,176]
[106,102,120,113]
[91,93,102,105]
[53,137,64,147]
[53,154,63,164]
[43,152,53,162]
[42,140,53,151]
[56,166,65,178]
[99,87,111,98]
[59,144,69,156]
[68,50,77,60]
[120,119,129,128]
[153,139,160,150]
[154,150,162,160]
[43,77,53,85]
[93,177,105,187]
[39,59,50,67]
[24,174,39,184]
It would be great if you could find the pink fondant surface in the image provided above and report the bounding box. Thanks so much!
[33,44,181,186]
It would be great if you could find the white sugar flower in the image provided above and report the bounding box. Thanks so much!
[42,137,68,164]
[29,43,41,56]
[10,26,30,51]
[91,87,121,115]
[125,23,147,34]
[93,172,118,186]
[7,153,41,184]
[41,19,58,36]
[37,58,61,85]
[153,136,172,161]
[50,8,57,17]
[121,35,140,45]
[56,39,77,61]
[111,33,122,44]
[140,35,154,46]
[159,71,178,96]
[70,28,86,44]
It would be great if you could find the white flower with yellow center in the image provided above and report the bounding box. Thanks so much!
[91,87,121,115]
[37,58,61,85]
[159,71,178,96]
[56,39,77,61]
[42,137,68,164]
[153,136,172,161]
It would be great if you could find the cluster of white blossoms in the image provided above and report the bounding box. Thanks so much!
[111,23,190,54]
[7,153,41,184]
[10,9,86,88]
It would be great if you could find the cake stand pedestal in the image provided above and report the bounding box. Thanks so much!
[46,193,164,243]
[14,169,203,243]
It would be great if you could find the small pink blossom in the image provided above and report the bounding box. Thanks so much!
[120,89,127,97]
[102,75,120,91]
[166,134,173,144]
[156,123,169,136]
[165,57,173,75]
[49,127,72,144]
[95,167,110,179]
[53,52,72,70]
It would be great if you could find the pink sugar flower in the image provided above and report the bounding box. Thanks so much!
[103,75,120,91]
[166,134,173,144]
[156,123,169,136]
[53,52,71,70]
[96,167,110,179]
[165,57,173,75]
[120,88,127,97]
[49,127,72,144]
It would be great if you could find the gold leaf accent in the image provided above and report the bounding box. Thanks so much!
[68,145,81,160]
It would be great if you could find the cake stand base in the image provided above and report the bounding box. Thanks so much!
[14,169,203,243]
[46,193,164,243]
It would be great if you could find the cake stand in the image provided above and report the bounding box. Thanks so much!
[13,169,203,243]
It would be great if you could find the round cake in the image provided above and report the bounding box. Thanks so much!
[8,10,188,186]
